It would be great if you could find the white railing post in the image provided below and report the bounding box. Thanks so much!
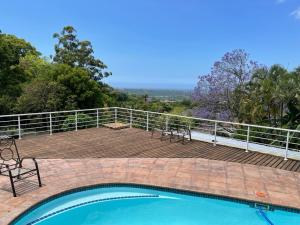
[49,113,52,135]
[165,116,169,131]
[284,131,290,160]
[213,122,217,146]
[246,126,250,152]
[18,116,21,139]
[130,109,133,128]
[146,111,149,131]
[114,108,117,123]
[96,109,99,128]
[75,111,78,131]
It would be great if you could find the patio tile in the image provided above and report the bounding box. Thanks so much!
[1,158,300,224]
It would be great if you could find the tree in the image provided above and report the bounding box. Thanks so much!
[50,64,105,109]
[286,67,300,127]
[18,54,50,80]
[0,33,39,114]
[16,63,106,112]
[52,26,111,81]
[16,80,66,113]
[239,65,300,128]
[0,29,114,115]
[192,49,259,120]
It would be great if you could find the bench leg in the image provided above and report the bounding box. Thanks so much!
[160,130,165,141]
[170,131,173,142]
[32,158,42,187]
[8,173,17,197]
[36,170,42,187]
[35,165,42,187]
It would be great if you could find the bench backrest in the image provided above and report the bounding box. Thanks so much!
[0,136,21,167]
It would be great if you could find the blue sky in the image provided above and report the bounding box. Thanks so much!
[1,0,300,89]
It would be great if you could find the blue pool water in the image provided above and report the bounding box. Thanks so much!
[12,185,300,225]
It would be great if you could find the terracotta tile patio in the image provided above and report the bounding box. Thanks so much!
[1,158,300,224]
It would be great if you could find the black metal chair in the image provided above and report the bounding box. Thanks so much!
[151,119,172,141]
[169,124,192,144]
[0,135,42,197]
[150,117,192,144]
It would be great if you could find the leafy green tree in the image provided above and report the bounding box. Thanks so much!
[52,26,111,81]
[240,65,300,128]
[50,64,105,109]
[16,58,106,112]
[285,67,300,127]
[18,54,50,80]
[0,29,114,115]
[0,32,39,114]
[16,79,66,113]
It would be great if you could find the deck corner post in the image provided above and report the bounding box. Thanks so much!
[130,109,133,128]
[96,109,99,128]
[146,111,149,131]
[49,113,52,135]
[18,115,21,139]
[213,121,217,146]
[246,126,250,152]
[114,108,117,123]
[75,111,78,131]
[284,131,290,160]
[165,116,169,131]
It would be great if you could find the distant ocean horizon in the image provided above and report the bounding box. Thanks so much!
[114,87,192,101]
[106,81,194,91]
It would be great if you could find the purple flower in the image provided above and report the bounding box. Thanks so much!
[192,49,263,121]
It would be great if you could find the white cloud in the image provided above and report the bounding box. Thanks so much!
[276,0,286,4]
[291,7,300,20]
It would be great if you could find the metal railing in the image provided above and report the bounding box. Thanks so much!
[0,107,300,160]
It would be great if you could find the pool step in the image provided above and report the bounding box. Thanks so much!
[254,203,273,211]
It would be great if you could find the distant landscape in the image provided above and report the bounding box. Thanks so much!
[1,26,300,130]
[120,88,192,101]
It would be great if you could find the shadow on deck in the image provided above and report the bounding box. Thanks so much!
[17,127,300,172]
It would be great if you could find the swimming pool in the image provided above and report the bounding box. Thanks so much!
[11,184,300,225]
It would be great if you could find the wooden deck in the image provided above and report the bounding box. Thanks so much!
[17,127,300,172]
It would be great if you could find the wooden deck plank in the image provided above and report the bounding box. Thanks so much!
[236,152,259,163]
[16,127,300,173]
[292,161,300,172]
[267,157,282,168]
[276,160,290,170]
[226,151,250,162]
[272,158,286,168]
[286,160,298,171]
[281,160,295,170]
[257,155,278,167]
[216,150,244,161]
[246,153,269,165]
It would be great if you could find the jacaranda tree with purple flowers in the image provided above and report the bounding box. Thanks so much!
[192,49,260,121]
